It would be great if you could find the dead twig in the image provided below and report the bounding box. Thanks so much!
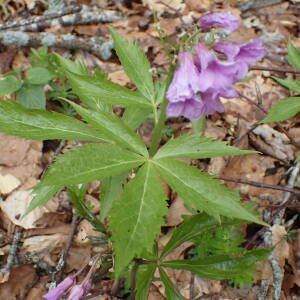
[250,65,300,74]
[216,175,300,195]
[0,5,82,30]
[56,214,80,281]
[0,226,23,274]
[9,7,124,32]
[0,31,113,60]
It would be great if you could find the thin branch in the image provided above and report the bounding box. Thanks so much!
[250,65,300,74]
[216,175,300,195]
[0,5,82,30]
[0,31,113,60]
[0,226,23,274]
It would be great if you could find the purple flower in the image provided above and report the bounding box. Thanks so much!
[195,43,238,94]
[166,51,204,120]
[199,12,239,33]
[43,276,75,300]
[66,281,92,300]
[214,38,266,80]
[167,52,203,102]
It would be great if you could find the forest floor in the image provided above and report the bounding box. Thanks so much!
[1,0,300,299]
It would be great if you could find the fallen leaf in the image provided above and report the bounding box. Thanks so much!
[0,265,37,297]
[0,173,21,194]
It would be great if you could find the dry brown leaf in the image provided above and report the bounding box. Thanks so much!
[271,225,290,269]
[0,265,37,298]
[0,190,58,229]
[66,246,91,272]
[166,196,190,227]
[142,0,185,15]
[75,219,104,245]
[22,233,68,255]
[0,173,21,195]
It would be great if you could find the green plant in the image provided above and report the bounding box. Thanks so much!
[0,26,269,299]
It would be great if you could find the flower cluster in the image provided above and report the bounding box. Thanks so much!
[166,12,266,120]
[42,256,100,300]
[43,275,92,300]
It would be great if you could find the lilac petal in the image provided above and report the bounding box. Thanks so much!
[201,89,225,115]
[237,37,266,63]
[167,101,185,117]
[199,12,239,33]
[167,51,202,103]
[43,276,75,300]
[195,43,238,92]
[66,285,85,300]
[214,41,241,60]
[182,99,204,120]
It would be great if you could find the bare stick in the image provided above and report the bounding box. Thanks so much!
[0,5,82,30]
[0,31,113,60]
[216,175,300,195]
[250,65,300,74]
[10,8,124,32]
[0,226,23,274]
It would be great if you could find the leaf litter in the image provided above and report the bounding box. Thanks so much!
[1,0,300,299]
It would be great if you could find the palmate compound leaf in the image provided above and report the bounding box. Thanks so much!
[159,268,185,300]
[109,27,155,102]
[162,248,270,281]
[153,158,266,225]
[154,134,256,159]
[262,97,300,123]
[135,263,157,300]
[40,143,145,186]
[0,101,109,142]
[110,162,168,275]
[65,71,152,110]
[67,101,149,157]
[160,213,244,259]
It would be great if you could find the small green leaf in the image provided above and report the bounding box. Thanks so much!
[160,214,243,259]
[122,106,151,130]
[153,158,265,225]
[154,135,256,159]
[136,263,156,300]
[26,67,53,85]
[262,97,300,123]
[109,27,155,101]
[0,101,109,142]
[53,53,90,76]
[67,101,149,157]
[41,144,145,186]
[159,268,185,300]
[16,83,46,109]
[99,173,127,222]
[25,184,62,215]
[110,162,168,275]
[66,71,152,110]
[288,40,300,70]
[0,75,22,96]
[272,76,300,94]
[162,249,270,281]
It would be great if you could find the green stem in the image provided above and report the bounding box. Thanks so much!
[149,99,168,157]
[192,116,206,136]
[149,67,175,157]
[130,260,140,300]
